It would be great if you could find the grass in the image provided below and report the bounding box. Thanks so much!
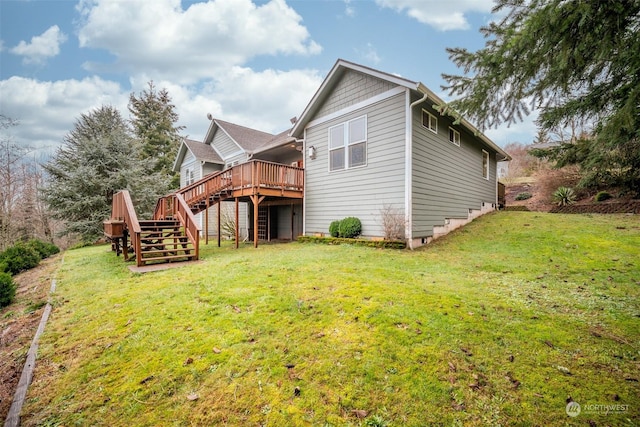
[22,212,640,426]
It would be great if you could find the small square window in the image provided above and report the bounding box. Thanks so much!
[449,128,460,146]
[422,110,437,133]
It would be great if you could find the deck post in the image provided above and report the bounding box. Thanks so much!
[291,203,294,241]
[235,197,239,249]
[205,198,210,245]
[250,194,266,248]
[217,201,221,248]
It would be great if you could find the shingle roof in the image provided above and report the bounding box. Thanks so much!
[183,138,223,164]
[214,119,276,153]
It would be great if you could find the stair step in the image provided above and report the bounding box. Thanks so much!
[141,254,197,263]
[140,244,193,251]
[140,220,180,226]
[141,248,192,256]
[140,237,190,243]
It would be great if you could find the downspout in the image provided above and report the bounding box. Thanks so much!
[405,89,429,250]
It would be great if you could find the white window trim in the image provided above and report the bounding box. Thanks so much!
[482,150,490,180]
[421,109,438,134]
[449,127,460,146]
[185,167,195,186]
[328,115,368,172]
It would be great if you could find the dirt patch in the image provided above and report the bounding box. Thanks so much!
[0,255,61,421]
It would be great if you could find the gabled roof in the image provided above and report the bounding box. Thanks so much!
[203,118,277,153]
[172,138,223,172]
[290,58,511,161]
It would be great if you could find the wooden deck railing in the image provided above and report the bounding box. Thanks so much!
[232,160,304,193]
[161,160,303,216]
[109,190,142,265]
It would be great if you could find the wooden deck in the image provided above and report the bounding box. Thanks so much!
[106,160,304,266]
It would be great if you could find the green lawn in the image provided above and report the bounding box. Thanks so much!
[22,212,639,426]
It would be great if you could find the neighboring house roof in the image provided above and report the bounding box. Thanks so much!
[290,58,511,161]
[172,138,224,172]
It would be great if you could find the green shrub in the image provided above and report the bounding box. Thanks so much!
[0,244,41,275]
[595,191,612,202]
[26,239,60,259]
[0,272,16,308]
[339,217,362,238]
[553,186,577,206]
[329,220,341,238]
[515,192,533,200]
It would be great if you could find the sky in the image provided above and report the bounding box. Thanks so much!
[0,0,537,159]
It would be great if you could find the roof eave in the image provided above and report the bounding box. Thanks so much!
[415,83,511,161]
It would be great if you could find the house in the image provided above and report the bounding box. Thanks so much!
[172,119,304,242]
[172,59,510,249]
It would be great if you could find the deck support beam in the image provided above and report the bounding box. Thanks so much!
[250,194,266,248]
[217,201,221,248]
[205,197,210,245]
[235,197,239,249]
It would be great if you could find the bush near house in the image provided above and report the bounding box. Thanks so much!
[328,217,362,238]
[26,239,60,259]
[339,217,362,238]
[329,220,341,238]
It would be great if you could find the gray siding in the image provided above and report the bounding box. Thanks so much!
[212,128,243,159]
[203,201,248,240]
[224,152,249,167]
[179,151,199,188]
[203,162,223,176]
[411,101,497,238]
[315,69,396,119]
[305,92,406,237]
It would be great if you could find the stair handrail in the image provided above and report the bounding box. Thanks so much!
[173,193,201,261]
[110,190,142,266]
[111,190,141,234]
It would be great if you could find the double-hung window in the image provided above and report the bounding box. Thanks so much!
[449,127,460,146]
[185,168,195,186]
[329,115,367,171]
[422,110,437,133]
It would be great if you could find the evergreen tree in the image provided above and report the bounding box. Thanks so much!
[442,0,640,194]
[128,81,184,189]
[42,106,167,242]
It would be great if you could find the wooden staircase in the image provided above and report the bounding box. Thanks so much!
[105,160,304,267]
[138,219,196,265]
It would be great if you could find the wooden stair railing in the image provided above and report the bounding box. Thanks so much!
[106,190,143,266]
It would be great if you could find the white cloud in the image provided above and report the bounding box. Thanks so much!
[10,25,67,65]
[375,0,493,31]
[344,0,355,17]
[76,0,322,84]
[355,43,381,65]
[0,76,126,155]
[0,65,324,155]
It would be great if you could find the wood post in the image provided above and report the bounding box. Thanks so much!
[235,197,239,249]
[250,194,265,248]
[217,201,221,248]
[205,197,209,245]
